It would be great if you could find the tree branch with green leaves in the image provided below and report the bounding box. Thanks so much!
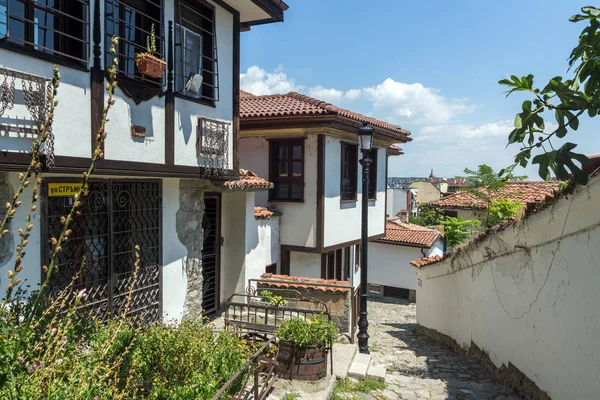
[499,6,600,185]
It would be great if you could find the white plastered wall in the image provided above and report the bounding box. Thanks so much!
[239,136,318,248]
[323,137,386,247]
[416,175,600,400]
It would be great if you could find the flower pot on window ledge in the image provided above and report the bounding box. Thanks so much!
[134,53,166,79]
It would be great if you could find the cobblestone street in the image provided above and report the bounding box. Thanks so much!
[367,297,521,400]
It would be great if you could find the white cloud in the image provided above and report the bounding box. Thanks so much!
[239,65,535,176]
[240,65,304,95]
[362,78,474,126]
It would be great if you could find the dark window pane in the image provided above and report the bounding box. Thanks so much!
[279,144,288,161]
[292,144,302,159]
[292,161,301,177]
[278,161,288,177]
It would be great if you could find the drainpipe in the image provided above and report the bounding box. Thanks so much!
[420,246,427,258]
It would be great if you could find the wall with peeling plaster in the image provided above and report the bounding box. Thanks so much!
[416,174,600,400]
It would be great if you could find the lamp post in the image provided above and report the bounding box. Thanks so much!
[357,121,374,354]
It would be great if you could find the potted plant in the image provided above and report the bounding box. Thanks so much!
[275,315,337,381]
[134,24,166,79]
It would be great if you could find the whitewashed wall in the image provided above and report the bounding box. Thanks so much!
[323,137,385,247]
[172,0,234,168]
[0,51,91,158]
[289,251,321,278]
[239,136,318,248]
[220,191,247,301]
[369,240,443,291]
[0,172,42,295]
[245,209,280,286]
[161,178,188,322]
[416,175,600,400]
[1,0,234,168]
[386,188,409,218]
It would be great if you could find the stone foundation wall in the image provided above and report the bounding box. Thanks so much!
[176,179,206,320]
[416,325,550,400]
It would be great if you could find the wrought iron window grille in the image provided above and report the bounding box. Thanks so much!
[174,0,219,103]
[43,180,162,324]
[196,116,229,177]
[0,0,90,65]
[105,0,165,87]
[0,66,55,166]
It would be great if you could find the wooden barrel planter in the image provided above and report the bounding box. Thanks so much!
[276,341,327,381]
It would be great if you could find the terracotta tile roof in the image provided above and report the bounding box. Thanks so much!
[240,90,256,99]
[410,255,444,268]
[223,169,273,191]
[377,218,441,247]
[240,91,411,142]
[430,181,560,209]
[254,206,281,219]
[258,274,351,293]
[583,154,600,174]
[388,145,403,156]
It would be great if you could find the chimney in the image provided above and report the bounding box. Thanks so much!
[400,209,409,223]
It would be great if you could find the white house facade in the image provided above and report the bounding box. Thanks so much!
[368,216,443,301]
[0,0,288,323]
[238,91,412,300]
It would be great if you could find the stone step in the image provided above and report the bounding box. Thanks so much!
[332,343,357,380]
[348,352,371,380]
[366,364,387,382]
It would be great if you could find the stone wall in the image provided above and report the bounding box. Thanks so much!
[257,284,351,334]
[176,179,206,320]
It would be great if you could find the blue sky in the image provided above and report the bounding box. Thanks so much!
[239,0,600,179]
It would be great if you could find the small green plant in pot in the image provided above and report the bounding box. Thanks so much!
[134,23,166,79]
[275,315,337,381]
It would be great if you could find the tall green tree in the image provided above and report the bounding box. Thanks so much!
[500,6,600,185]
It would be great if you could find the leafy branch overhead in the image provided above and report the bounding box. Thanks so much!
[499,6,600,185]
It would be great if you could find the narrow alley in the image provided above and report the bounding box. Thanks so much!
[367,298,521,400]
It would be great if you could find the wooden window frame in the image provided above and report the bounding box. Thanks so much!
[340,142,358,202]
[105,0,165,86]
[321,247,349,281]
[368,148,378,200]
[268,138,305,202]
[0,0,90,68]
[174,0,219,105]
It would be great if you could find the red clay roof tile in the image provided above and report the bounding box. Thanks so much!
[223,169,273,191]
[430,181,560,209]
[410,255,444,268]
[378,219,441,247]
[258,273,351,293]
[240,91,411,142]
[254,206,281,219]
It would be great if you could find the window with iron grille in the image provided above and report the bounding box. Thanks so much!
[368,148,378,200]
[269,138,304,202]
[105,0,164,85]
[44,180,162,323]
[174,0,218,103]
[0,0,89,65]
[340,142,358,201]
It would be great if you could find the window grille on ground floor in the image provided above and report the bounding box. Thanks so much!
[43,180,162,323]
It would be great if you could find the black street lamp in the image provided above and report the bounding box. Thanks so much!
[357,121,374,354]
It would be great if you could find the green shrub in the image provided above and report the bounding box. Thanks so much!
[487,199,523,227]
[443,217,481,247]
[276,315,337,347]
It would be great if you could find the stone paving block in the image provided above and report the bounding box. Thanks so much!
[333,343,357,380]
[367,365,386,382]
[348,353,371,380]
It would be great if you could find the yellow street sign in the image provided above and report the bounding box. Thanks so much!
[48,183,87,197]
